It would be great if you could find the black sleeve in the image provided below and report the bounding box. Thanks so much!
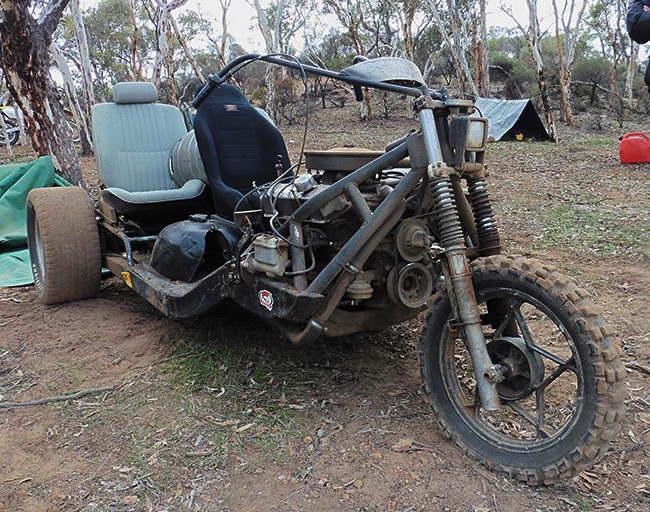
[627,0,650,44]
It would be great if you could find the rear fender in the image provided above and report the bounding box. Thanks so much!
[150,216,241,282]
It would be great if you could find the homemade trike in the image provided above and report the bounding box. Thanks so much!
[25,54,625,484]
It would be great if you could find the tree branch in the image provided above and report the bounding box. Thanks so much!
[38,0,71,34]
[0,386,115,409]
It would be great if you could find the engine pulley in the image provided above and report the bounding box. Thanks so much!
[387,262,434,309]
[396,219,430,262]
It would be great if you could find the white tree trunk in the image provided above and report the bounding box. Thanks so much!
[0,114,13,157]
[168,13,204,82]
[50,42,92,150]
[425,0,479,96]
[69,0,94,150]
[251,0,284,121]
[151,0,188,89]
[626,42,638,104]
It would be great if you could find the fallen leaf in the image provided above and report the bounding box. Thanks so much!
[123,495,139,506]
[236,422,255,433]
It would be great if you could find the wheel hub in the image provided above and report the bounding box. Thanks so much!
[486,337,545,401]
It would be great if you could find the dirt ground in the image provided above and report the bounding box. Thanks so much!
[1,100,650,512]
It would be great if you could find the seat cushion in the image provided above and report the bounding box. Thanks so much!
[193,84,291,218]
[93,102,189,192]
[100,179,209,220]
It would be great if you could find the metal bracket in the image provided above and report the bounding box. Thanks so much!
[413,95,445,113]
[427,162,458,179]
[343,262,362,275]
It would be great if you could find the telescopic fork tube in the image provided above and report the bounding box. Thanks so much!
[418,97,502,411]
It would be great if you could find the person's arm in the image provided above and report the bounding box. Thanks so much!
[627,0,650,44]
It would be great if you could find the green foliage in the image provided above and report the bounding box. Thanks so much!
[490,52,536,99]
[301,27,356,72]
[572,56,611,106]
[488,27,525,59]
[251,86,267,109]
[84,0,155,84]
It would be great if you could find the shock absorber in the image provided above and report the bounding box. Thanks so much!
[430,175,502,410]
[467,177,502,256]
[430,177,465,249]
[418,103,502,411]
[467,176,516,335]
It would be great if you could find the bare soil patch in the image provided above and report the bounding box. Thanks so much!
[1,103,649,511]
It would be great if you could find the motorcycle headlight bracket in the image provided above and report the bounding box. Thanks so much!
[449,117,488,170]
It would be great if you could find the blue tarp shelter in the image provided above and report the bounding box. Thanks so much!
[475,98,550,142]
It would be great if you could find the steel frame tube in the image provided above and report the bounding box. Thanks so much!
[289,221,308,291]
[418,108,446,166]
[284,203,406,346]
[345,183,372,223]
[280,141,410,234]
[307,164,427,295]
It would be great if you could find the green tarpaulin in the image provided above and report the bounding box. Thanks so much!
[0,156,70,287]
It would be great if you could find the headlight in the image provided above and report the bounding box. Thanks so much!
[449,116,488,169]
[466,119,487,150]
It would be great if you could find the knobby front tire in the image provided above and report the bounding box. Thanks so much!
[420,255,626,484]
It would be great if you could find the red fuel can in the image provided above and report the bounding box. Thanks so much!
[619,132,650,163]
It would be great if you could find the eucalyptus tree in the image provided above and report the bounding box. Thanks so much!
[424,0,480,97]
[589,0,630,107]
[501,0,557,142]
[85,0,156,87]
[551,0,590,125]
[0,0,84,185]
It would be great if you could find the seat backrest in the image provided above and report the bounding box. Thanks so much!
[92,82,188,192]
[193,84,290,215]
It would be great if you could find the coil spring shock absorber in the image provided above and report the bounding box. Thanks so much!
[429,174,502,411]
[467,177,502,256]
[467,176,516,335]
[430,177,465,249]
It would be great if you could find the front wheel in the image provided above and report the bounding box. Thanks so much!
[420,255,626,484]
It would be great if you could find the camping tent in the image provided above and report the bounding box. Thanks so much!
[475,98,550,142]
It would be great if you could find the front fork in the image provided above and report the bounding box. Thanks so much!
[418,103,504,411]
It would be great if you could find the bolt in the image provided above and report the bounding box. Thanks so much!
[484,364,507,384]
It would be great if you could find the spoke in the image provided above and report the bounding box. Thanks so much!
[536,388,546,440]
[506,401,552,439]
[493,297,520,339]
[512,307,567,366]
[536,357,578,391]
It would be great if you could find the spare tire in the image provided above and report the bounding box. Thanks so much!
[169,130,207,187]
[26,187,102,304]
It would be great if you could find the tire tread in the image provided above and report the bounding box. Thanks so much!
[419,255,626,485]
[26,187,101,304]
